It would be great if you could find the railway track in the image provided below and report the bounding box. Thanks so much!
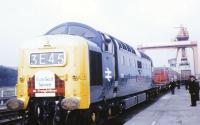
[0,90,169,125]
[0,109,24,125]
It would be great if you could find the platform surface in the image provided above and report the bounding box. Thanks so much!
[125,87,200,125]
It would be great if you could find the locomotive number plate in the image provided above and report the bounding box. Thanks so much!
[30,52,64,66]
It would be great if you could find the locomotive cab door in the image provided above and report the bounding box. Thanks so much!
[101,34,116,99]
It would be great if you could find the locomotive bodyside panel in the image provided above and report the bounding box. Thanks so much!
[111,40,153,97]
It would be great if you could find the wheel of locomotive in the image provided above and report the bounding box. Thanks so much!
[117,102,125,114]
[82,107,102,125]
[157,88,161,95]
[27,102,50,125]
[107,103,119,118]
[19,110,26,125]
[26,103,40,125]
[147,91,154,101]
[52,107,61,125]
[63,110,81,125]
[34,103,46,125]
[52,107,65,125]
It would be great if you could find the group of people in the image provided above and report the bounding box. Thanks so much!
[169,75,200,107]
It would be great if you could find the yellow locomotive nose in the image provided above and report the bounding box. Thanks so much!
[6,98,24,110]
[16,35,90,110]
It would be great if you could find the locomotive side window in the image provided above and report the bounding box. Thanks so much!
[134,59,136,68]
[121,56,125,65]
[137,61,142,68]
[89,51,103,85]
[128,58,131,66]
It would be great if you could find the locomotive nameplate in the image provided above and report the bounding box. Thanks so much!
[35,70,56,97]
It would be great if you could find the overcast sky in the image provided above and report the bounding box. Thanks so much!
[0,0,199,73]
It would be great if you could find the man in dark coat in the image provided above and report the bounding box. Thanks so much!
[170,79,176,95]
[195,78,199,101]
[188,76,198,106]
[185,80,189,90]
[177,79,181,89]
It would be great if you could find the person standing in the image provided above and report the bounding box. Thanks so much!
[195,78,199,101]
[170,79,176,95]
[185,80,189,90]
[188,76,197,106]
[177,79,181,89]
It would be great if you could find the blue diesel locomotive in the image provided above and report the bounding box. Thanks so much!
[7,22,158,125]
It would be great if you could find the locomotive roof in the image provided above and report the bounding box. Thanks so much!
[139,51,152,61]
[46,22,152,61]
[108,35,136,54]
[45,22,103,47]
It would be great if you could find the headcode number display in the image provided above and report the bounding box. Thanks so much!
[30,52,64,66]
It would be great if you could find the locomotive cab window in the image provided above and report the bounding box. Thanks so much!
[89,51,103,85]
[47,26,67,35]
[102,42,113,53]
[101,34,113,53]
[68,26,96,41]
